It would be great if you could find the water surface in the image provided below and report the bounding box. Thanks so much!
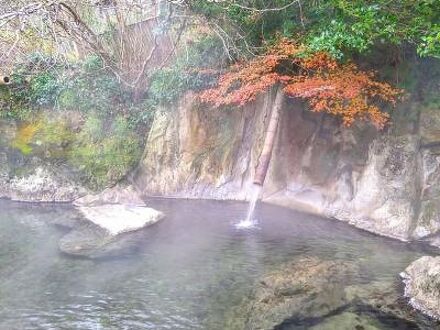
[0,198,438,329]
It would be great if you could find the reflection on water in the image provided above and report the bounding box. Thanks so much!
[0,199,438,329]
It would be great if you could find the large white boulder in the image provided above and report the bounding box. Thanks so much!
[77,204,164,235]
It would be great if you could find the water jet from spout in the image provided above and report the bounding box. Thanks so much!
[235,184,262,229]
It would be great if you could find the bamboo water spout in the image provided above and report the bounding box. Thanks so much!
[253,89,284,186]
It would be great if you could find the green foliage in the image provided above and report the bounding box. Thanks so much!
[307,7,393,58]
[147,67,188,106]
[83,54,104,71]
[35,120,74,149]
[307,0,440,58]
[188,0,440,59]
[29,72,61,106]
[0,85,33,121]
[125,103,156,129]
[11,122,41,155]
[1,52,171,133]
[5,112,143,191]
[419,31,440,58]
[69,115,141,190]
[0,55,62,120]
[0,54,63,120]
[57,58,126,115]
[58,73,121,115]
[145,36,222,108]
[0,53,155,132]
[0,52,151,190]
[0,37,218,124]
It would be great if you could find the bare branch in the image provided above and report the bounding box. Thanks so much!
[228,0,300,13]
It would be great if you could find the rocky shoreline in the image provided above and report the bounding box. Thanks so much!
[401,256,440,321]
[0,166,87,202]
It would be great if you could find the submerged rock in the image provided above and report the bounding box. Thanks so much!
[58,220,151,259]
[401,256,440,320]
[306,311,382,330]
[227,257,438,330]
[59,221,112,257]
[61,185,164,257]
[230,257,358,330]
[343,280,437,328]
[59,196,164,257]
[59,204,164,258]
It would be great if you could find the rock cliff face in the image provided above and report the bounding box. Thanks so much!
[0,120,87,202]
[134,90,440,245]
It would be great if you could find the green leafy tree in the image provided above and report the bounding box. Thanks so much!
[183,0,440,59]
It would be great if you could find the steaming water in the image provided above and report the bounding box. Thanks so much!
[0,199,438,329]
[236,184,262,229]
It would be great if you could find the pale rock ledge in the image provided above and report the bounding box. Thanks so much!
[74,184,164,236]
[77,204,164,235]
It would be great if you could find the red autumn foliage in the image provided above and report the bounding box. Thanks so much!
[198,39,402,129]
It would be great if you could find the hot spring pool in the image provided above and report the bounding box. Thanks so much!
[0,198,438,329]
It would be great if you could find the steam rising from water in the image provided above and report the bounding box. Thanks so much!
[0,199,435,329]
[236,184,262,229]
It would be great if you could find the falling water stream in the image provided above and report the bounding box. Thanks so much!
[236,184,262,229]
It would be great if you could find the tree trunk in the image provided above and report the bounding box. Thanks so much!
[253,87,284,186]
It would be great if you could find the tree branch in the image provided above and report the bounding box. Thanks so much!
[229,0,300,13]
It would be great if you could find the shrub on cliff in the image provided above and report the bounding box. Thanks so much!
[68,115,141,190]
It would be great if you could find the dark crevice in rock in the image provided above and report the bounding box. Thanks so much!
[274,302,431,330]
